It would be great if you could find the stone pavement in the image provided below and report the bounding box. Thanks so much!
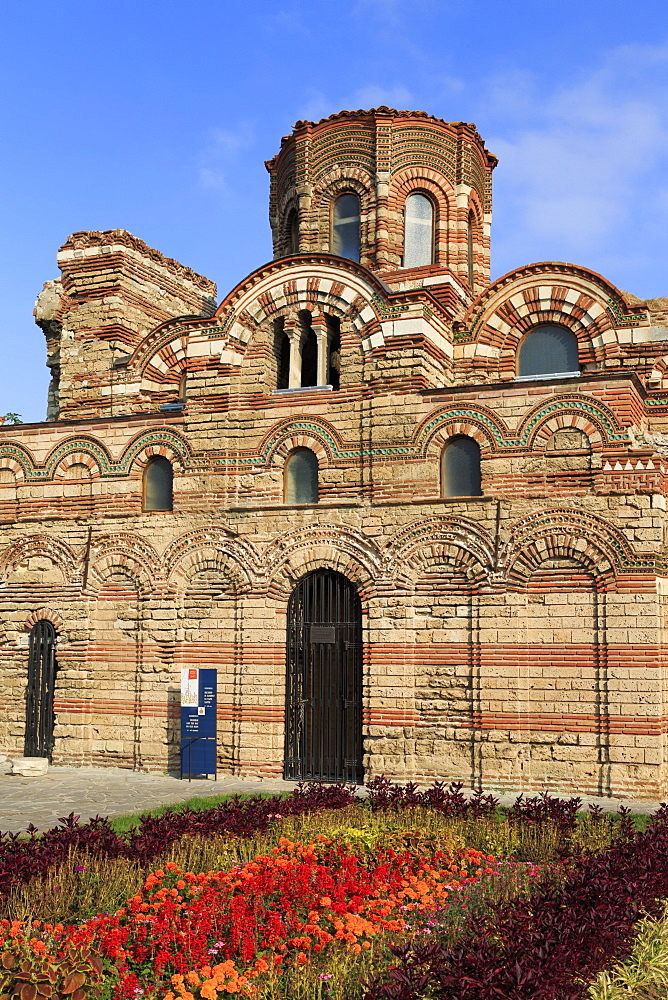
[0,765,295,834]
[0,763,664,835]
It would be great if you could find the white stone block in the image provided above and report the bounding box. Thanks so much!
[10,756,49,776]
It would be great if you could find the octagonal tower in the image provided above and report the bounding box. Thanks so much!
[265,107,497,294]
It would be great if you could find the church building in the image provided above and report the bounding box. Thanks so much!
[1,107,668,797]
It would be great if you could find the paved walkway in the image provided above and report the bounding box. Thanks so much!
[0,764,664,834]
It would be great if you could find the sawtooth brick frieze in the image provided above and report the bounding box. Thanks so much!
[2,108,668,797]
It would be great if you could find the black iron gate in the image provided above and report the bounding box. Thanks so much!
[25,621,57,759]
[284,570,363,782]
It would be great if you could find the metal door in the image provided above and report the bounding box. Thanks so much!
[25,621,57,758]
[285,570,363,782]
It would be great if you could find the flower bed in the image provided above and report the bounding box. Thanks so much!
[0,781,652,1000]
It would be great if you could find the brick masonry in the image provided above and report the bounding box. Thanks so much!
[2,107,668,797]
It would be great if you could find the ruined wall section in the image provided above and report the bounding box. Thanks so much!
[34,231,217,421]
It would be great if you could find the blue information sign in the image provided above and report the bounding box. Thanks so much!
[180,668,217,780]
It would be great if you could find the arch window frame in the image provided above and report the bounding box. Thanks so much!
[403,190,435,269]
[441,435,482,498]
[142,455,174,512]
[516,324,581,380]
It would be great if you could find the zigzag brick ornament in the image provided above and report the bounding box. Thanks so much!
[2,107,668,796]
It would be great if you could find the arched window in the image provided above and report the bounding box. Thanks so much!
[285,448,318,505]
[300,311,318,388]
[143,457,173,511]
[441,436,482,498]
[287,208,299,254]
[275,317,290,390]
[332,193,360,261]
[467,210,475,289]
[517,325,580,378]
[326,314,341,391]
[404,193,434,268]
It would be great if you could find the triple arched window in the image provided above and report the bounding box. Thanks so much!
[332,194,360,261]
[404,193,434,268]
[517,325,580,378]
[143,457,173,511]
[441,437,482,497]
[284,448,319,504]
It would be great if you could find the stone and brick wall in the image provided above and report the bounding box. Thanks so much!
[1,108,668,798]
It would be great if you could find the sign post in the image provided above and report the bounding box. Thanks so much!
[180,667,217,781]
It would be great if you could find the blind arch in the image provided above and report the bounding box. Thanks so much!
[285,448,319,505]
[441,436,482,497]
[143,457,173,511]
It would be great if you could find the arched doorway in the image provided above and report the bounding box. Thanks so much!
[25,621,57,758]
[284,570,363,782]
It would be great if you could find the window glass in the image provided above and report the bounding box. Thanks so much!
[332,194,360,261]
[285,448,318,504]
[467,211,475,288]
[517,326,579,377]
[442,437,482,497]
[143,457,173,511]
[404,193,433,268]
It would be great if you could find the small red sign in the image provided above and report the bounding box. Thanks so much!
[188,669,197,679]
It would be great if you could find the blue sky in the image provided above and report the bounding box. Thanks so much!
[1,0,667,422]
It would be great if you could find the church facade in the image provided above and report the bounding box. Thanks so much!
[2,107,668,797]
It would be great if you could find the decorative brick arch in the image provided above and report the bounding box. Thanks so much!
[387,516,495,588]
[25,608,64,632]
[263,524,385,603]
[518,395,626,451]
[415,405,506,458]
[310,167,375,261]
[0,444,34,481]
[52,451,101,481]
[501,509,635,588]
[164,528,261,593]
[124,434,189,477]
[88,532,160,594]
[387,167,453,267]
[214,258,388,361]
[458,264,648,379]
[0,534,79,584]
[261,416,342,468]
[140,335,189,392]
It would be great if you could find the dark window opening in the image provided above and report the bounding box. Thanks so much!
[517,325,580,377]
[143,456,173,511]
[287,208,299,254]
[326,315,341,390]
[332,193,360,262]
[275,317,290,390]
[442,436,482,497]
[285,448,319,504]
[300,311,318,388]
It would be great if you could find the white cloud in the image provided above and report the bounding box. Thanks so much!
[486,43,668,284]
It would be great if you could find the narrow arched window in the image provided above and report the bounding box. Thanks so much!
[404,193,434,268]
[287,208,299,254]
[285,448,319,505]
[467,211,475,289]
[441,437,482,498]
[332,193,360,261]
[300,312,318,388]
[275,317,290,390]
[179,371,188,401]
[143,457,173,511]
[517,325,580,378]
[326,314,341,391]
